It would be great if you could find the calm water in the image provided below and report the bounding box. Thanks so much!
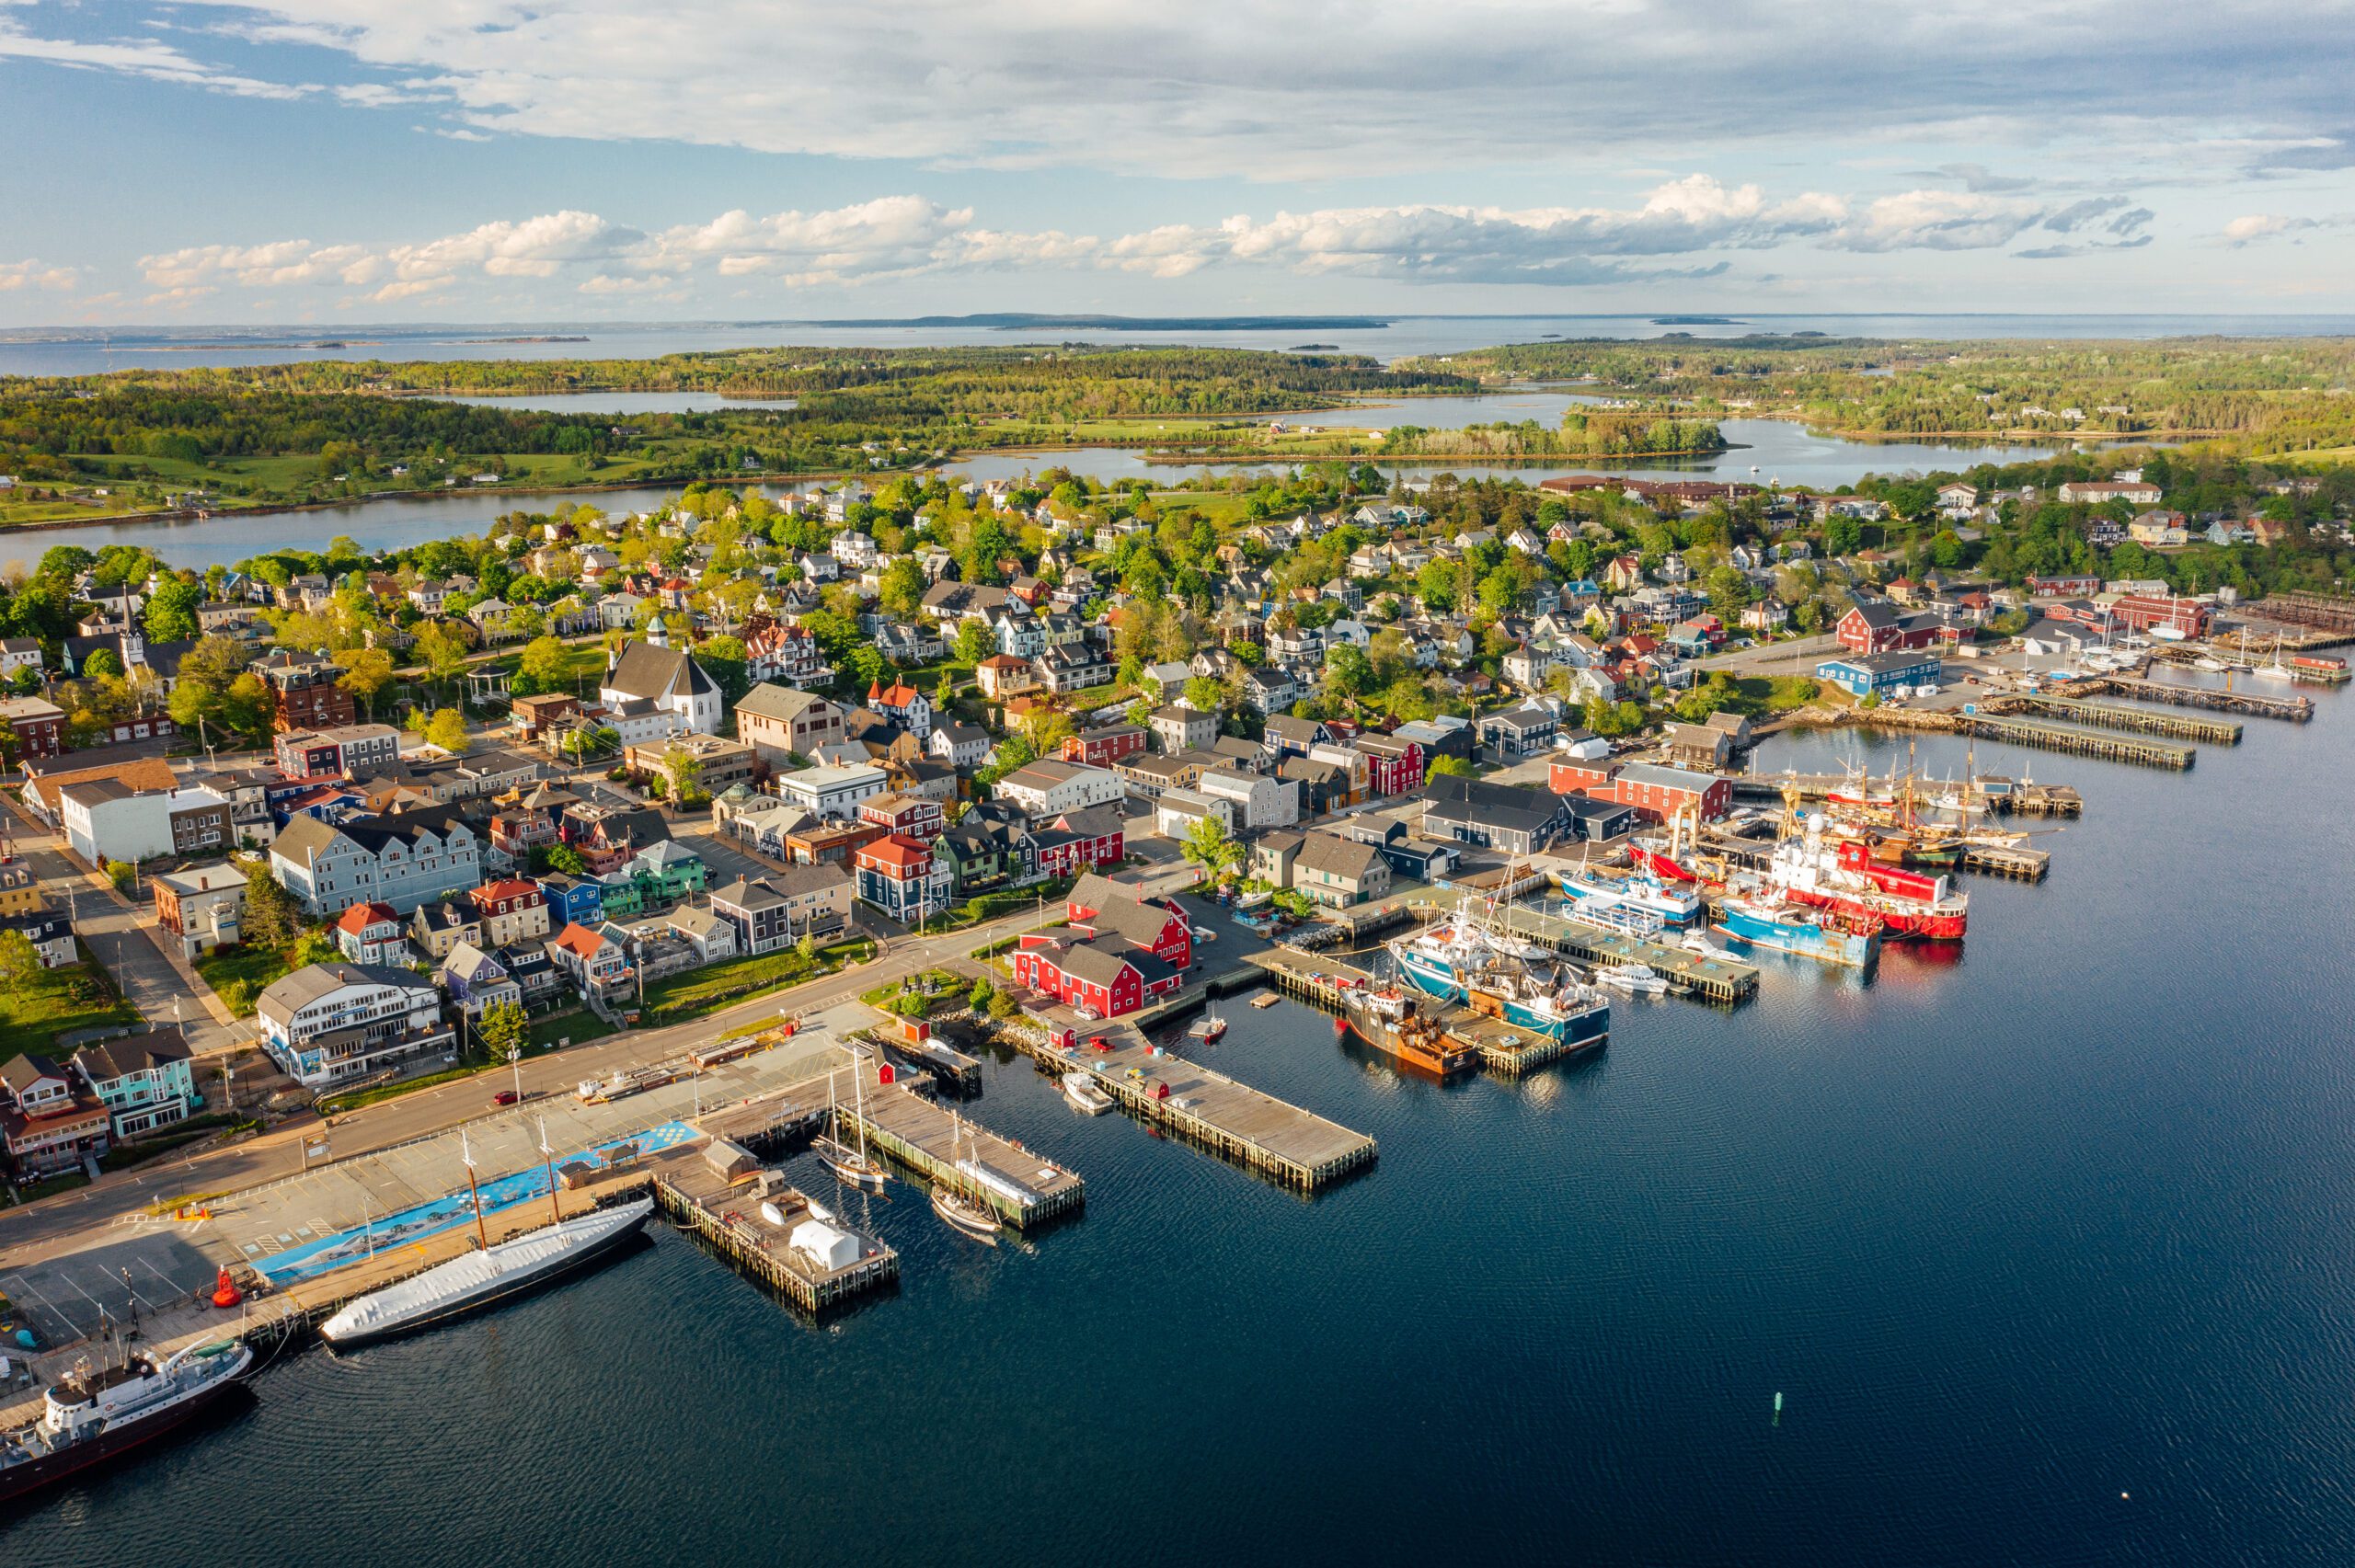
[13,672,2353,1567]
[7,314,2355,377]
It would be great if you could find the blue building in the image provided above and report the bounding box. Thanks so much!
[534,871,604,929]
[1817,650,1944,697]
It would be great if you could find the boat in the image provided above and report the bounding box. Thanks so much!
[930,1113,1004,1240]
[1596,964,1669,995]
[1386,899,1611,1048]
[1061,1070,1116,1115]
[1557,897,1666,939]
[319,1197,656,1347]
[813,1066,889,1192]
[1338,989,1482,1076]
[1763,817,1969,941]
[0,1337,253,1504]
[1712,892,1882,968]
[1552,864,1702,925]
[1188,1011,1228,1041]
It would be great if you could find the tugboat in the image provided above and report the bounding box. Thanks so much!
[0,1337,253,1503]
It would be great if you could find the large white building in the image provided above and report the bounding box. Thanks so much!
[598,632,721,739]
[994,761,1123,819]
[58,779,232,864]
[774,761,888,821]
[256,961,455,1087]
[1196,768,1300,830]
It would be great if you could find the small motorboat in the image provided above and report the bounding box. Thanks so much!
[1679,931,1724,957]
[1189,1012,1228,1042]
[1061,1070,1115,1116]
[1597,964,1670,995]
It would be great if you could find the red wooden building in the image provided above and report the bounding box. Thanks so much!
[1061,724,1149,770]
[1355,734,1427,796]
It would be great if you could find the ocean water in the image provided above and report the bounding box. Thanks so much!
[12,673,2354,1566]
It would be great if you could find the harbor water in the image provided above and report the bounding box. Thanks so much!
[10,674,2355,1566]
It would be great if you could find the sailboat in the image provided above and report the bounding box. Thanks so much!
[1188,1009,1228,1041]
[814,1066,890,1192]
[930,1112,1000,1241]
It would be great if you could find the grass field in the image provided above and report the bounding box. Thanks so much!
[192,943,300,1018]
[0,955,141,1056]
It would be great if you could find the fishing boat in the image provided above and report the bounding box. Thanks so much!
[813,1066,889,1192]
[1552,864,1702,925]
[1596,964,1669,995]
[1387,900,1610,1048]
[1558,897,1666,939]
[1061,1070,1115,1115]
[1764,820,1968,941]
[319,1197,655,1346]
[0,1337,252,1504]
[1338,989,1481,1076]
[1712,892,1882,968]
[1188,1011,1228,1041]
[930,1113,1004,1241]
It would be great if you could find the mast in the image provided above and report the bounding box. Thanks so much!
[538,1116,561,1227]
[853,1056,871,1167]
[463,1130,490,1250]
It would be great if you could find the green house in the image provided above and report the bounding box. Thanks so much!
[629,841,707,907]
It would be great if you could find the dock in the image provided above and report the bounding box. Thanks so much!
[1960,712,2195,769]
[1996,694,2242,745]
[1386,889,1758,1004]
[650,1161,897,1315]
[832,1081,1084,1229]
[2075,676,2312,724]
[1002,1019,1377,1189]
[1241,948,1602,1076]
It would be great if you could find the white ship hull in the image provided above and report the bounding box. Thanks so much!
[319,1197,655,1347]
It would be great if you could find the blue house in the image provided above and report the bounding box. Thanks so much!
[1817,650,1943,697]
[534,872,604,929]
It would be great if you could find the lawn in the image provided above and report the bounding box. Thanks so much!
[192,943,301,1018]
[0,953,140,1056]
[528,1008,617,1051]
[640,937,873,1021]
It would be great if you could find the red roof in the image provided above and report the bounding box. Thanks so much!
[867,680,924,707]
[547,922,607,959]
[472,879,541,904]
[856,832,933,874]
[334,901,396,933]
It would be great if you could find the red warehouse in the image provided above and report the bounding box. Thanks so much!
[1548,759,1619,795]
[1032,807,1126,880]
[2107,593,2212,637]
[1063,873,1192,969]
[1061,725,1150,769]
[1591,762,1730,823]
[1355,735,1427,796]
[1835,601,1940,655]
[1011,938,1182,1019]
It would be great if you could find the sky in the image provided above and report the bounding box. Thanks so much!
[4,0,2354,326]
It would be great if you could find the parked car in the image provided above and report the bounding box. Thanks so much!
[492,1089,519,1107]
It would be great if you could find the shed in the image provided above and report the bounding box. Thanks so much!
[703,1138,758,1181]
[789,1219,861,1271]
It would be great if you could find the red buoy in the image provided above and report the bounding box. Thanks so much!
[211,1267,242,1309]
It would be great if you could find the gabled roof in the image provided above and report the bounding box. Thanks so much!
[71,1027,190,1084]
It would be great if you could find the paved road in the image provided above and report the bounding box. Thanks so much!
[0,856,1204,1259]
[1692,631,1842,677]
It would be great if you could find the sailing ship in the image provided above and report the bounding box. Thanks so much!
[1712,891,1883,968]
[0,1337,253,1504]
[930,1112,1003,1241]
[813,1065,889,1192]
[319,1197,655,1346]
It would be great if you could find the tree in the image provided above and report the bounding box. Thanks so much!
[243,864,301,948]
[414,622,470,694]
[879,557,925,620]
[338,647,396,719]
[1179,813,1241,881]
[1322,642,1372,704]
[144,577,202,644]
[0,929,39,989]
[662,743,705,802]
[954,619,994,666]
[1183,675,1225,714]
[968,977,997,1013]
[477,998,529,1063]
[81,648,124,681]
[514,635,572,697]
[424,707,470,754]
[532,841,587,876]
[1426,754,1475,780]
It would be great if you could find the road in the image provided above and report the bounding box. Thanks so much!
[1692,631,1842,677]
[0,854,1205,1259]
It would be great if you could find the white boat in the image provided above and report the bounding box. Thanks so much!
[318,1197,655,1347]
[1189,1012,1228,1041]
[814,1066,889,1192]
[1597,964,1669,995]
[1062,1070,1116,1115]
[0,1337,252,1504]
[931,1113,1003,1240]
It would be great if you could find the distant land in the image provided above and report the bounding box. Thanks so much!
[1652,315,1744,326]
[805,314,1393,331]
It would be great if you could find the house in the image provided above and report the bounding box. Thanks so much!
[711,865,852,953]
[1151,704,1220,755]
[859,791,948,841]
[275,723,401,782]
[1061,724,1148,770]
[1661,723,1733,771]
[1588,761,1732,823]
[270,808,481,915]
[410,898,484,960]
[662,905,740,964]
[2057,479,2162,506]
[439,941,523,1018]
[71,1028,199,1139]
[598,635,722,738]
[996,761,1123,819]
[256,962,455,1087]
[1419,776,1573,856]
[928,720,993,771]
[1835,600,1941,655]
[936,800,1040,893]
[854,833,952,922]
[1262,714,1333,761]
[468,878,551,947]
[623,732,757,796]
[153,862,248,958]
[1817,650,1944,698]
[59,779,232,864]
[0,907,73,969]
[735,685,844,766]
[332,900,407,964]
[253,649,356,734]
[1239,666,1300,714]
[1009,936,1182,1021]
[1478,703,1558,760]
[1032,806,1125,881]
[1064,874,1193,970]
[864,679,934,736]
[976,653,1040,700]
[1039,642,1113,693]
[0,1054,111,1174]
[775,761,889,821]
[1155,787,1235,841]
[1197,767,1300,830]
[546,921,634,1001]
[745,618,833,685]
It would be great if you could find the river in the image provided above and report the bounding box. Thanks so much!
[9,672,2354,1567]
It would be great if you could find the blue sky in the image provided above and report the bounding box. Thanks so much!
[5,0,2354,324]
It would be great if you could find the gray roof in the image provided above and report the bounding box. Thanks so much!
[257,960,429,1024]
[737,683,834,723]
[1293,832,1382,882]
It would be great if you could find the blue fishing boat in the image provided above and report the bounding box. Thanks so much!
[1712,893,1882,968]
[1386,902,1610,1047]
[1552,865,1702,925]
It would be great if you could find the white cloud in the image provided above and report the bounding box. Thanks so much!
[0,9,315,100]
[2220,212,2355,246]
[0,258,78,292]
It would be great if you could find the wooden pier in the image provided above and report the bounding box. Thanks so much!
[1956,841,2050,881]
[1241,948,1602,1076]
[1959,713,2195,769]
[1003,1020,1377,1190]
[2080,676,2312,723]
[651,1161,897,1314]
[1997,694,2242,745]
[833,1082,1084,1229]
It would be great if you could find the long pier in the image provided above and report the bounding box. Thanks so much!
[1241,947,1600,1076]
[833,1081,1085,1229]
[1996,694,2243,745]
[1002,1017,1375,1189]
[1959,712,2195,769]
[2078,676,2312,723]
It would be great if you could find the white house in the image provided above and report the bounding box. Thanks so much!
[775,762,888,820]
[994,761,1123,818]
[598,633,722,738]
[1196,768,1300,830]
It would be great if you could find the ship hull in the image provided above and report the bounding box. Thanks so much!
[1394,944,1466,1003]
[1714,907,1880,968]
[1552,872,1699,925]
[1785,887,1966,942]
[321,1201,654,1348]
[0,1376,250,1505]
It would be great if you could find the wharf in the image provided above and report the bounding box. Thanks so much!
[832,1082,1083,1229]
[1392,890,1758,1004]
[1990,779,2083,816]
[2078,676,2312,723]
[650,1162,896,1315]
[1241,948,1599,1076]
[1004,1018,1377,1188]
[1996,694,2242,745]
[1960,713,2194,769]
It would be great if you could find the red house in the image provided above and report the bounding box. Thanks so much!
[1548,759,1619,795]
[858,791,947,840]
[1012,938,1182,1019]
[1064,872,1192,970]
[1061,724,1149,769]
[2108,593,2211,637]
[1590,762,1730,823]
[1836,601,1940,654]
[1355,734,1427,796]
[2028,575,2102,597]
[1033,806,1126,880]
[0,697,66,761]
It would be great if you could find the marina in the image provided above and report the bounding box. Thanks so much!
[649,1161,898,1315]
[2070,675,2313,723]
[828,1079,1085,1229]
[1245,946,1609,1075]
[1993,694,2243,745]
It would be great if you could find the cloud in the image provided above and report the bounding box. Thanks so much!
[0,258,78,292]
[11,0,2355,184]
[2222,211,2355,246]
[2015,235,2154,260]
[0,9,315,101]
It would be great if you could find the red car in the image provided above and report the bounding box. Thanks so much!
[492,1089,519,1107]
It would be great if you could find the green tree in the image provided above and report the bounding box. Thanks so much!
[144,577,202,644]
[1180,812,1241,880]
[954,619,994,666]
[879,557,925,620]
[243,863,301,948]
[81,648,124,680]
[0,929,40,989]
[661,743,705,802]
[514,635,572,697]
[477,998,529,1063]
[424,707,470,753]
[1426,754,1475,780]
[1182,675,1225,713]
[337,647,396,720]
[414,621,470,695]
